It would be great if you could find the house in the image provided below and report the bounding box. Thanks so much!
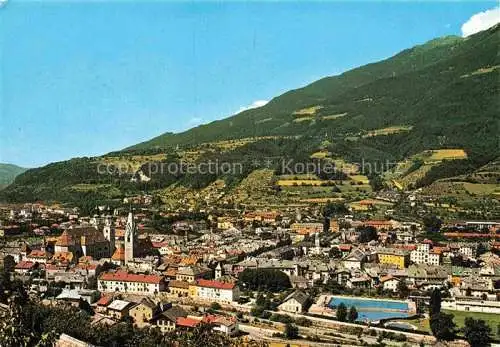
[342,248,367,270]
[175,265,211,282]
[25,250,52,264]
[129,298,161,328]
[347,275,372,289]
[338,244,353,257]
[376,248,409,269]
[150,304,188,333]
[168,280,190,297]
[379,275,400,292]
[14,261,37,274]
[204,314,239,336]
[410,244,440,266]
[290,222,323,235]
[364,220,394,231]
[55,289,84,307]
[95,295,113,314]
[98,271,165,294]
[335,268,352,286]
[176,316,202,330]
[278,290,310,313]
[106,300,134,320]
[192,279,240,303]
[289,275,309,289]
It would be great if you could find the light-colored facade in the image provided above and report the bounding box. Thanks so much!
[410,244,440,266]
[98,271,165,294]
[192,279,240,303]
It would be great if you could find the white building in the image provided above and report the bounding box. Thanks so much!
[410,244,440,266]
[380,275,400,292]
[278,290,310,313]
[194,279,240,303]
[206,315,239,336]
[98,271,165,294]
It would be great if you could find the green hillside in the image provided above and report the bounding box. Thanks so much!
[1,25,498,207]
[0,164,27,189]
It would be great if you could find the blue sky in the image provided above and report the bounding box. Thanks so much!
[1,1,498,168]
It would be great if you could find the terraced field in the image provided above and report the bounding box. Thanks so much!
[426,149,467,162]
[362,125,413,138]
[321,112,348,120]
[292,105,323,116]
[385,148,469,189]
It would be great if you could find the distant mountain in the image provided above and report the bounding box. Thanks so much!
[0,163,27,188]
[1,24,498,206]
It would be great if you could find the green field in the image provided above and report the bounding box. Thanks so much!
[395,310,500,338]
[444,310,500,336]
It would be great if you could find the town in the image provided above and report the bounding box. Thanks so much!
[0,198,498,347]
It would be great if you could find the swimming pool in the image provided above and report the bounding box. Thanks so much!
[328,296,410,322]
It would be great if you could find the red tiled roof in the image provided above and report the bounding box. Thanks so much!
[152,242,169,248]
[111,246,125,261]
[365,220,392,226]
[15,261,35,270]
[339,244,352,251]
[99,271,163,284]
[28,250,50,258]
[196,279,235,290]
[96,295,112,306]
[56,231,75,246]
[176,317,201,328]
[203,314,236,326]
[380,275,397,282]
[393,244,417,251]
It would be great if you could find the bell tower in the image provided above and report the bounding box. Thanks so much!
[215,262,223,280]
[124,211,135,265]
[103,215,115,257]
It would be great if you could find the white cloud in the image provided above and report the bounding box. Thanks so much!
[461,7,500,37]
[237,99,269,113]
[187,117,204,127]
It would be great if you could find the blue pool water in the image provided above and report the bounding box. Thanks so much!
[328,296,410,322]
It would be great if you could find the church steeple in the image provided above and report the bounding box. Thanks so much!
[124,211,135,265]
[103,215,115,257]
[215,262,222,280]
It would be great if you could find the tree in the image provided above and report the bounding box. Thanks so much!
[429,289,441,316]
[396,280,410,299]
[348,306,358,322]
[238,269,291,292]
[423,215,442,232]
[3,255,16,273]
[430,313,457,341]
[210,302,221,311]
[357,226,378,243]
[329,247,342,259]
[336,303,347,322]
[369,174,384,192]
[323,202,348,218]
[284,323,299,339]
[323,217,330,233]
[462,318,491,347]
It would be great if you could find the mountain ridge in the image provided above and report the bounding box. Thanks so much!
[0,163,28,189]
[1,25,498,207]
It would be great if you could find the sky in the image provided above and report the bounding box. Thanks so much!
[1,1,498,168]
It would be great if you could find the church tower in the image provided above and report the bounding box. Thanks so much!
[124,211,136,265]
[103,215,115,257]
[215,262,222,280]
[315,232,321,254]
